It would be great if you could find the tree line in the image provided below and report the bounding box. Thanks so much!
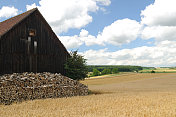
[90,68,119,77]
[87,65,143,72]
[88,65,143,77]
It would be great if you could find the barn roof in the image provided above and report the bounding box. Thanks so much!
[0,8,70,56]
[0,8,37,37]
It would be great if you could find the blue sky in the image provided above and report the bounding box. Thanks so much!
[1,0,176,67]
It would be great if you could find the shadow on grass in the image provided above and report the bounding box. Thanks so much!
[88,90,112,95]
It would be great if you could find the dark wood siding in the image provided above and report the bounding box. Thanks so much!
[0,10,69,75]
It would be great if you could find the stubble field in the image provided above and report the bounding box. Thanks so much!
[1,73,176,117]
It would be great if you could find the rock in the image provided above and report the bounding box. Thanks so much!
[0,72,88,105]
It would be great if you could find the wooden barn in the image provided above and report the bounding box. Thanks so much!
[0,8,69,75]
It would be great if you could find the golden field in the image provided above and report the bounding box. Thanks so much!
[1,73,176,117]
[140,67,176,73]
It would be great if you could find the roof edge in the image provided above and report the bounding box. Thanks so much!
[0,8,38,37]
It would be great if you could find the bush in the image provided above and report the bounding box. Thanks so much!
[65,51,88,80]
[93,68,100,76]
[101,69,111,75]
[151,70,155,73]
[112,68,119,74]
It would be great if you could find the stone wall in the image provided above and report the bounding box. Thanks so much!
[0,72,88,105]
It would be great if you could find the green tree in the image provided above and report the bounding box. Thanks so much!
[64,51,88,80]
[101,69,111,75]
[93,68,100,76]
[112,68,119,74]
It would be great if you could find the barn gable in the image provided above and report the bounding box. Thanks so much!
[0,8,36,37]
[0,8,69,75]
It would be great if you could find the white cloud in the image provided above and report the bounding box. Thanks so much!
[98,19,142,46]
[137,0,176,66]
[26,3,37,10]
[141,26,176,41]
[80,29,89,37]
[141,0,176,26]
[59,29,103,49]
[58,0,176,49]
[0,6,18,18]
[26,0,111,34]
[80,41,176,67]
[140,0,176,43]
[76,0,176,67]
[79,29,104,46]
[60,19,142,49]
[95,0,111,6]
[59,35,83,49]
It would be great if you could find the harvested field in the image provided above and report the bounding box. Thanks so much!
[1,73,176,117]
[140,68,176,73]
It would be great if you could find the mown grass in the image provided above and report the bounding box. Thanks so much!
[1,73,176,117]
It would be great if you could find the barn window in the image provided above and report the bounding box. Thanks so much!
[29,29,36,36]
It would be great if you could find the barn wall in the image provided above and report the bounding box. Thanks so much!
[0,10,69,75]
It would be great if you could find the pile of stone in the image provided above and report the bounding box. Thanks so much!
[0,72,88,105]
